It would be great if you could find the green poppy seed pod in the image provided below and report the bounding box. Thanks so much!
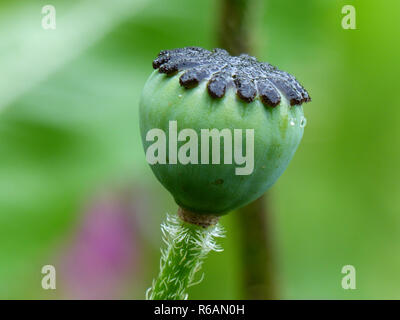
[140,47,311,221]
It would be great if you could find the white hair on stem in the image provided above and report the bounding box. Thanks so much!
[147,213,225,300]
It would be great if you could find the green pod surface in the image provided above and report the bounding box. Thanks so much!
[140,70,305,215]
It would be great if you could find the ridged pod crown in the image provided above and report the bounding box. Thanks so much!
[153,47,310,106]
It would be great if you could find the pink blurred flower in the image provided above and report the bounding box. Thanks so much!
[61,192,139,299]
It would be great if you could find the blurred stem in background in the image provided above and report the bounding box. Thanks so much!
[218,0,277,299]
[218,0,258,56]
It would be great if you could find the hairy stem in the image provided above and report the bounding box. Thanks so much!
[147,213,224,300]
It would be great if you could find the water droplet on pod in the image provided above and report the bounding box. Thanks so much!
[300,116,307,128]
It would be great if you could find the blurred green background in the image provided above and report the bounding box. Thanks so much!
[0,0,399,299]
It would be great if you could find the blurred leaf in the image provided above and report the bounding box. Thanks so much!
[0,0,149,112]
